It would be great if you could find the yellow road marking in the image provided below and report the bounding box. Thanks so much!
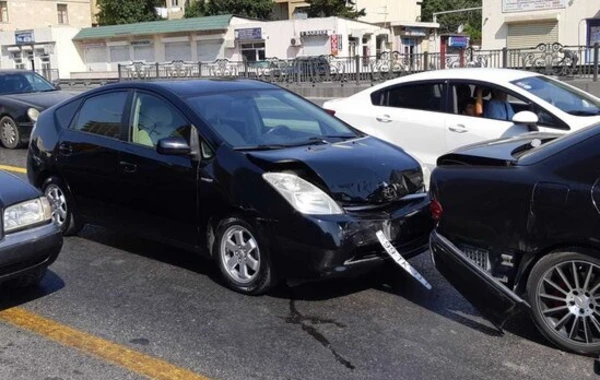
[0,308,212,380]
[0,164,26,174]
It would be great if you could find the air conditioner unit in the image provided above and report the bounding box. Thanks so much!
[290,36,302,46]
[224,39,235,49]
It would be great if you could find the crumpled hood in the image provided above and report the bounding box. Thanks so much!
[2,91,73,110]
[246,137,424,205]
[0,171,40,209]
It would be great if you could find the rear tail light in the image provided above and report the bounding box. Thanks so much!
[324,108,336,116]
[430,197,443,221]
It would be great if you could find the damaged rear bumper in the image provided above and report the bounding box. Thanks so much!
[430,230,530,329]
[270,193,434,280]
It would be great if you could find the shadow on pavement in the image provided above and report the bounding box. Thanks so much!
[0,270,65,311]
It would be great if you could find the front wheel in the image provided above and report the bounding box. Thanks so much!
[0,116,21,149]
[214,216,276,295]
[43,176,82,236]
[527,250,600,355]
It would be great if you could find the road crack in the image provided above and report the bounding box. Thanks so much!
[283,298,355,370]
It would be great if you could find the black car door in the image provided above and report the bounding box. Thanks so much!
[116,90,199,250]
[56,90,130,224]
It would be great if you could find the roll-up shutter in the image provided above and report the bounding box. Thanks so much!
[197,41,222,62]
[165,42,191,61]
[507,21,558,49]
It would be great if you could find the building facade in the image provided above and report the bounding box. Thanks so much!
[482,0,600,50]
[71,14,390,78]
[0,0,91,30]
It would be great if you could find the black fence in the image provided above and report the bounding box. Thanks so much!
[117,42,600,84]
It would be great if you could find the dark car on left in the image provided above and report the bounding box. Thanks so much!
[0,170,62,288]
[26,79,434,295]
[0,70,73,149]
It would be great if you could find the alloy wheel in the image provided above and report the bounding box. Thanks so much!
[45,184,68,227]
[537,260,600,346]
[1,120,17,147]
[220,225,260,284]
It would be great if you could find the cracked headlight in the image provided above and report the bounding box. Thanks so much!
[27,108,40,122]
[3,197,52,233]
[263,172,343,215]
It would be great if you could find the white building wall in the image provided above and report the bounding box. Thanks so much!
[355,0,421,25]
[482,0,600,50]
[51,27,86,78]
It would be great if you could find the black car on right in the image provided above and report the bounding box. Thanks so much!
[429,125,600,355]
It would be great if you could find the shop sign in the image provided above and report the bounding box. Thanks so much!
[448,36,469,48]
[131,40,152,46]
[331,34,339,56]
[15,30,34,44]
[402,27,426,37]
[235,28,262,40]
[81,41,106,49]
[300,30,329,37]
[502,0,565,13]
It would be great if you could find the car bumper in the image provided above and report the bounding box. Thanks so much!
[0,222,63,283]
[269,194,434,280]
[430,229,530,329]
[17,121,33,142]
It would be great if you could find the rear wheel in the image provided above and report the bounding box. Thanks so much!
[527,250,600,355]
[214,216,276,295]
[0,116,21,149]
[43,177,82,236]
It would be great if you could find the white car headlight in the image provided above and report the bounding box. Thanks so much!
[3,197,52,233]
[263,172,343,215]
[27,108,40,122]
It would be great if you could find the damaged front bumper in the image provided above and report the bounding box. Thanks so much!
[270,193,434,280]
[430,230,530,330]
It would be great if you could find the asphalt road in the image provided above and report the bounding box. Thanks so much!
[0,140,598,380]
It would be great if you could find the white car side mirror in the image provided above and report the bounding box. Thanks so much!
[512,110,539,125]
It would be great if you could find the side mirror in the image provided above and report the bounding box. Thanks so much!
[157,137,191,156]
[512,110,539,131]
[54,84,61,91]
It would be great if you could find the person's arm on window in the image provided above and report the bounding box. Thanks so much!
[475,88,483,116]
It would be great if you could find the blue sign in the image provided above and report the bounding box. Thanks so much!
[448,36,468,48]
[15,30,34,44]
[235,28,262,40]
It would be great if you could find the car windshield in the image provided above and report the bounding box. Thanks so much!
[186,89,359,149]
[511,75,600,116]
[0,72,56,95]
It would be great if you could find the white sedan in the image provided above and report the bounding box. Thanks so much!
[323,68,600,170]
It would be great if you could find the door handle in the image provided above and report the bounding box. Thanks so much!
[58,142,72,156]
[119,161,138,173]
[376,114,392,123]
[448,125,468,133]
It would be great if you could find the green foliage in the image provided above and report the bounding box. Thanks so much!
[184,0,206,18]
[306,0,366,19]
[421,0,482,42]
[97,0,161,25]
[186,0,273,20]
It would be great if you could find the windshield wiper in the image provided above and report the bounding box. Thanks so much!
[234,144,290,151]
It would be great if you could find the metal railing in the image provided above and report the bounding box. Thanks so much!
[36,69,60,83]
[117,42,600,84]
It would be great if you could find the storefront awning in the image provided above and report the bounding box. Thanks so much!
[391,21,440,29]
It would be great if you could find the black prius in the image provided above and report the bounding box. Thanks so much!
[429,126,600,355]
[0,170,62,287]
[26,79,434,295]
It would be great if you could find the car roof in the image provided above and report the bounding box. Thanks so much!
[97,79,282,97]
[0,69,39,75]
[378,68,541,86]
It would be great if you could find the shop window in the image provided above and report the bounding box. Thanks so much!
[0,1,8,23]
[12,52,25,70]
[241,43,265,63]
[57,4,68,24]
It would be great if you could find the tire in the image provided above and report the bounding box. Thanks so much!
[42,176,82,236]
[527,249,600,355]
[6,267,47,289]
[213,216,276,295]
[0,116,21,149]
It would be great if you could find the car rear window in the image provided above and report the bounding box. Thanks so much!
[55,99,82,130]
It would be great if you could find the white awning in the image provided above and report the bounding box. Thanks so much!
[391,21,440,29]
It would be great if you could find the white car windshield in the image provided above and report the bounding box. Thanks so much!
[187,89,359,149]
[511,76,600,116]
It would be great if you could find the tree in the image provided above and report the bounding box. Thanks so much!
[306,0,365,19]
[97,0,162,25]
[421,0,482,42]
[192,0,274,20]
[184,0,206,18]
